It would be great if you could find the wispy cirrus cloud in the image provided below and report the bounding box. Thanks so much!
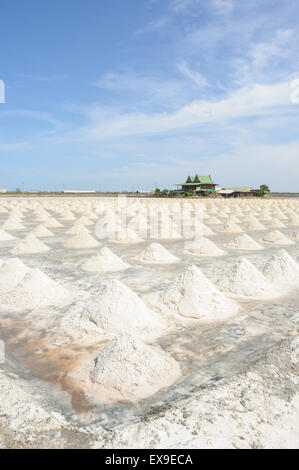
[177,61,208,88]
[133,17,169,36]
[82,81,292,141]
[210,0,234,15]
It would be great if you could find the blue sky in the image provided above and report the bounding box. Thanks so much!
[0,0,299,191]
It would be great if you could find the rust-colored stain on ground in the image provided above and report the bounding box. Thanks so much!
[0,319,107,413]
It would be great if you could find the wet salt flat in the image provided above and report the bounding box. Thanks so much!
[0,196,298,437]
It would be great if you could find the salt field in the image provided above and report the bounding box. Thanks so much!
[0,196,298,448]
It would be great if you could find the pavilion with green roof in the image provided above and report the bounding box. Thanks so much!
[175,174,217,193]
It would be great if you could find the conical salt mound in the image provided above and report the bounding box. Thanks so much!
[263,249,299,282]
[9,209,24,218]
[77,215,94,226]
[159,225,182,240]
[89,332,181,400]
[229,215,242,223]
[246,219,266,231]
[10,234,50,255]
[216,257,271,297]
[64,228,100,249]
[0,229,16,241]
[288,215,299,226]
[2,217,25,231]
[220,220,243,233]
[0,267,71,311]
[61,210,76,221]
[34,208,50,219]
[129,214,148,230]
[136,243,180,264]
[267,218,286,229]
[72,279,163,335]
[84,211,98,220]
[185,237,226,257]
[66,222,91,235]
[111,228,143,244]
[30,224,54,238]
[0,258,29,294]
[43,217,63,228]
[261,230,294,245]
[194,223,215,236]
[227,233,264,250]
[34,213,49,222]
[160,265,238,320]
[81,247,131,273]
[205,216,222,225]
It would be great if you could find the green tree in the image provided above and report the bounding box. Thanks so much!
[154,188,161,196]
[260,184,270,193]
[257,184,270,197]
[15,188,21,193]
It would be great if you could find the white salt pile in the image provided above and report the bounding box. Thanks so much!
[261,230,294,245]
[60,210,76,221]
[0,229,16,241]
[216,257,271,298]
[159,225,182,240]
[0,258,29,294]
[246,219,266,231]
[88,332,181,402]
[111,228,143,244]
[220,220,243,233]
[95,213,124,240]
[43,217,63,228]
[227,233,264,250]
[288,215,299,226]
[262,249,299,282]
[0,267,71,311]
[136,243,180,264]
[205,216,222,225]
[30,224,54,238]
[2,217,25,231]
[185,237,226,257]
[290,231,299,240]
[128,214,148,237]
[66,222,90,235]
[10,234,50,255]
[64,227,100,249]
[267,218,286,229]
[194,223,215,236]
[77,215,94,226]
[160,265,238,320]
[81,247,131,273]
[69,279,163,336]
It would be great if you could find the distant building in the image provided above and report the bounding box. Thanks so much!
[218,186,258,197]
[175,175,218,193]
[0,189,7,193]
[62,190,96,194]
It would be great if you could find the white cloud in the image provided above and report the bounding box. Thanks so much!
[93,71,193,109]
[234,29,296,85]
[133,17,169,36]
[169,0,196,13]
[210,0,234,15]
[83,81,291,141]
[177,61,208,87]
